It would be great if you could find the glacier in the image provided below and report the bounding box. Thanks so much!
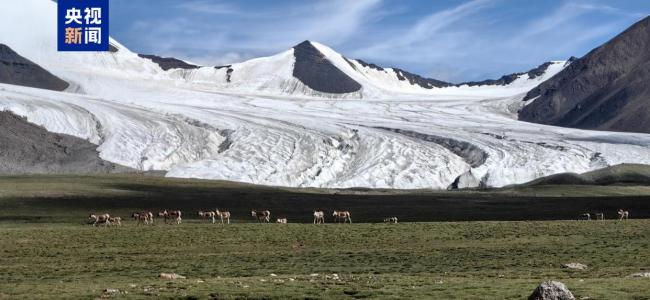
[1,0,650,189]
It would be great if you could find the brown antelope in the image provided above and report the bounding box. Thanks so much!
[251,210,271,223]
[276,218,288,224]
[108,216,122,226]
[578,213,591,221]
[198,211,216,223]
[89,213,111,226]
[146,211,154,224]
[215,209,231,224]
[383,217,398,223]
[159,210,182,224]
[594,213,604,220]
[132,212,153,225]
[313,211,325,224]
[333,211,352,223]
[618,209,629,220]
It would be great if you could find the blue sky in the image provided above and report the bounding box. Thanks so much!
[109,0,649,82]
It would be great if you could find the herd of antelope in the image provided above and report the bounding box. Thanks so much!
[578,209,630,221]
[87,208,634,226]
[87,209,382,226]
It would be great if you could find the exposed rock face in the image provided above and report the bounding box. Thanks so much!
[393,68,451,89]
[519,16,650,133]
[448,170,483,190]
[0,44,69,91]
[292,41,362,94]
[355,59,384,71]
[138,54,200,71]
[0,111,131,174]
[528,281,576,300]
[108,44,119,53]
[344,57,451,89]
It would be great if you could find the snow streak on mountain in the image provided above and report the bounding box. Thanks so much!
[1,0,650,189]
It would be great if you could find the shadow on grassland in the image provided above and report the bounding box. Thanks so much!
[2,178,649,223]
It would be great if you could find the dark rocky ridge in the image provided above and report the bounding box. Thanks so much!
[108,44,118,53]
[138,54,201,71]
[0,44,69,91]
[355,59,384,71]
[459,61,555,87]
[347,54,558,89]
[393,68,452,89]
[0,110,132,175]
[292,41,362,94]
[519,16,650,133]
[344,56,451,89]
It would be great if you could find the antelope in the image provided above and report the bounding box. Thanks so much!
[199,211,216,223]
[145,211,154,224]
[108,216,122,226]
[89,213,111,226]
[618,209,629,220]
[579,213,591,221]
[251,210,271,223]
[159,210,182,224]
[594,213,604,220]
[333,211,352,223]
[132,212,153,225]
[215,209,231,224]
[383,217,398,223]
[276,218,288,224]
[313,211,325,224]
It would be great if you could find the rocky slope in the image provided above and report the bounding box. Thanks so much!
[519,16,650,133]
[0,110,131,175]
[0,44,68,91]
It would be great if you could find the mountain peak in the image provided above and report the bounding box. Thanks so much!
[295,40,313,47]
[291,40,362,94]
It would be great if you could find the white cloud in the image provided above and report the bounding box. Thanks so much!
[349,0,644,82]
[176,0,238,15]
[120,0,384,64]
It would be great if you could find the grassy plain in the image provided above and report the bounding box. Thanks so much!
[0,175,648,299]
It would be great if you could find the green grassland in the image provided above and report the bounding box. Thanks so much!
[0,175,649,299]
[1,221,649,299]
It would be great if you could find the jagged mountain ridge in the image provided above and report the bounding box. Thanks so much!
[138,39,566,96]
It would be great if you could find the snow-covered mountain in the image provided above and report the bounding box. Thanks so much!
[147,39,569,99]
[1,0,650,189]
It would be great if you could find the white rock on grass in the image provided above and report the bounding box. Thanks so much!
[528,281,576,300]
[159,273,186,280]
[103,288,119,294]
[628,272,650,278]
[562,263,588,270]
